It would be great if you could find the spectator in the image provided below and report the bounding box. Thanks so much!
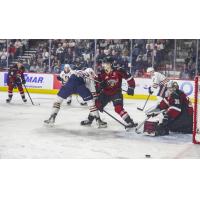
[14,39,23,57]
[42,48,49,65]
[56,43,64,63]
[8,43,16,61]
[0,48,8,67]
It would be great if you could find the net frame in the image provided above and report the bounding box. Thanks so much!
[193,76,200,144]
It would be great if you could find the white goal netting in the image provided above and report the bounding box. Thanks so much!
[193,76,200,144]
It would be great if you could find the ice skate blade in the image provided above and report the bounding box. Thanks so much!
[143,132,156,137]
[97,124,108,128]
[44,119,55,127]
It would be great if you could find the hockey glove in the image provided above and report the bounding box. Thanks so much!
[100,81,107,89]
[147,112,159,118]
[57,76,62,81]
[127,87,134,96]
[148,87,153,95]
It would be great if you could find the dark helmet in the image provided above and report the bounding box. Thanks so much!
[167,81,179,90]
[102,56,114,64]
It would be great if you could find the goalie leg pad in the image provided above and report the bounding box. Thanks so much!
[144,121,159,136]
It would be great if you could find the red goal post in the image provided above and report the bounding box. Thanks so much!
[193,76,200,144]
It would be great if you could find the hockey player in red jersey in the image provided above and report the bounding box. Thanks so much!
[6,59,27,103]
[95,56,138,128]
[144,81,193,136]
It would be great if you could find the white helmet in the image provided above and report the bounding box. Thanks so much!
[147,67,155,73]
[64,64,71,70]
[84,67,96,78]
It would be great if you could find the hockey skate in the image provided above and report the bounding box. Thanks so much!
[80,102,87,106]
[6,98,12,103]
[126,121,138,129]
[23,98,27,103]
[44,113,57,125]
[96,117,107,128]
[124,116,138,129]
[81,115,107,128]
[81,115,94,126]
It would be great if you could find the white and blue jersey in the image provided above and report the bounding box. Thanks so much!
[57,70,93,102]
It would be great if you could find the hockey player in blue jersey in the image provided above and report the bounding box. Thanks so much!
[44,67,107,128]
[58,64,87,106]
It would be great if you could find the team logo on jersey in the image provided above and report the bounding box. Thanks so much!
[107,79,117,87]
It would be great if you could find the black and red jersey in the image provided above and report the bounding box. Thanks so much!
[7,64,25,84]
[159,89,193,119]
[96,68,135,96]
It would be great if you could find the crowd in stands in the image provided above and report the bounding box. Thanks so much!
[0,39,199,79]
[0,39,29,68]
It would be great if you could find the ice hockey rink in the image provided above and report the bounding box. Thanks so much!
[0,91,200,159]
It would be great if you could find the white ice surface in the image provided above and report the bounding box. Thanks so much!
[0,91,200,159]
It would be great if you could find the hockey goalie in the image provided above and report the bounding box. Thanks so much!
[143,81,193,136]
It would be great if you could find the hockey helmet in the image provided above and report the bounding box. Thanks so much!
[166,81,179,89]
[63,64,72,73]
[64,64,71,69]
[146,67,155,73]
[102,56,113,73]
[102,56,114,64]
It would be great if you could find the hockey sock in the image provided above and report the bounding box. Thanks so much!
[87,99,100,118]
[51,96,64,115]
[8,92,13,100]
[20,93,27,101]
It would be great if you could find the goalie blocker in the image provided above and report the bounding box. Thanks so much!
[143,81,193,136]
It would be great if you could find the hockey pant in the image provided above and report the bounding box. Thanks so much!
[96,92,133,123]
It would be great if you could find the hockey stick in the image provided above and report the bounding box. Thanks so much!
[23,84,35,105]
[103,109,128,129]
[135,116,151,134]
[137,94,151,111]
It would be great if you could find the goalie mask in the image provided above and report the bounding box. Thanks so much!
[166,81,179,95]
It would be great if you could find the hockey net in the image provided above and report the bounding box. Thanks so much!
[193,76,200,144]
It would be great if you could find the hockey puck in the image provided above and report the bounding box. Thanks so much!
[145,154,151,158]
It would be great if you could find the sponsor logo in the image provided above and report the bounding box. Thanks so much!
[3,73,8,85]
[24,74,44,83]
